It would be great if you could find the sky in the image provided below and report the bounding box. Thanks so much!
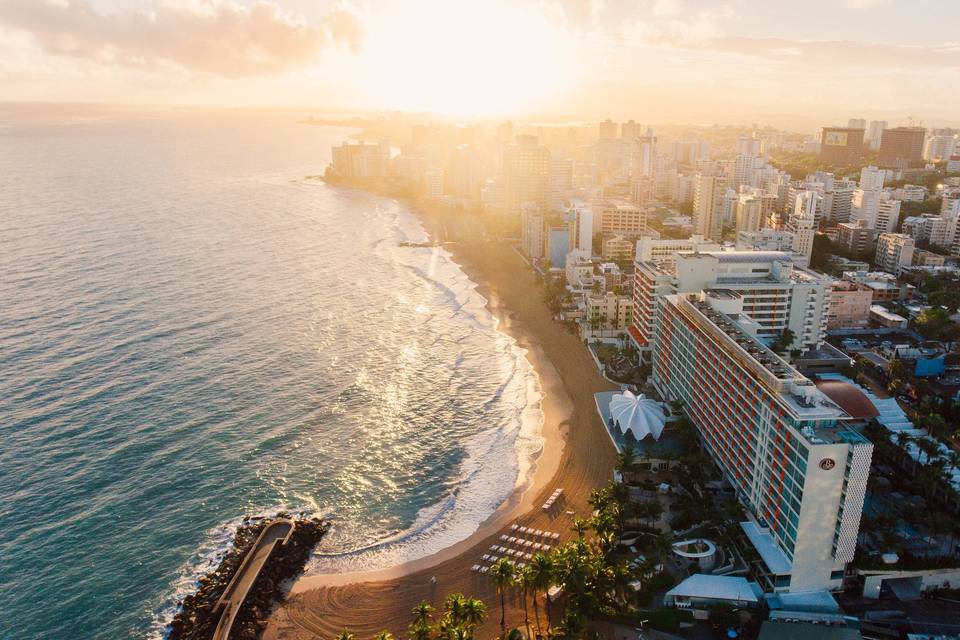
[1,0,959,128]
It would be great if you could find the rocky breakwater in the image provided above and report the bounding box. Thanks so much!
[167,512,328,640]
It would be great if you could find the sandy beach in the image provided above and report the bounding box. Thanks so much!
[263,204,618,639]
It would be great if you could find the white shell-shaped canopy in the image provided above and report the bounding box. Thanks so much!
[609,390,666,441]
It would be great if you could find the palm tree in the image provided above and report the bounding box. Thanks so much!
[506,629,525,640]
[517,565,534,640]
[407,624,431,640]
[571,517,590,540]
[948,451,960,473]
[917,437,939,465]
[489,558,516,637]
[616,442,636,478]
[334,631,355,640]
[411,601,434,627]
[374,632,394,640]
[653,533,672,568]
[528,553,554,634]
[408,601,434,640]
[460,597,487,633]
[445,592,467,626]
[896,432,913,464]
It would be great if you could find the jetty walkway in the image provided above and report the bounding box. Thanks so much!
[212,518,295,640]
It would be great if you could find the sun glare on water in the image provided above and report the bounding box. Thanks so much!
[358,1,576,117]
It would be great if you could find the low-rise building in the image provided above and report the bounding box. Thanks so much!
[595,199,648,236]
[583,291,633,338]
[827,281,872,329]
[870,305,909,328]
[912,249,947,267]
[827,256,869,273]
[601,235,635,262]
[842,270,913,301]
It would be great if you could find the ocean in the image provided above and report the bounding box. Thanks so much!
[0,108,543,639]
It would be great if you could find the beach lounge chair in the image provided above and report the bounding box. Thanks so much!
[500,534,508,541]
[510,524,519,531]
[535,529,544,537]
[480,566,489,574]
[542,544,551,551]
[471,565,480,572]
[524,553,532,560]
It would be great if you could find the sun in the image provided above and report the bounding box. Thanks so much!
[355,1,577,117]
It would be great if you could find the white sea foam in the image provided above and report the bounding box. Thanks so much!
[302,203,545,575]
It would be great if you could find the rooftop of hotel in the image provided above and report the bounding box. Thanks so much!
[677,250,831,284]
[678,249,792,264]
[678,295,851,431]
[635,259,674,277]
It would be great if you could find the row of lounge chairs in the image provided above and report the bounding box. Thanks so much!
[542,488,563,511]
[471,522,563,574]
[509,524,560,540]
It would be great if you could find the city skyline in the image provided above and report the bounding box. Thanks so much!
[3,0,960,127]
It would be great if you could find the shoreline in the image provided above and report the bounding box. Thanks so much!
[264,183,618,639]
[290,197,573,592]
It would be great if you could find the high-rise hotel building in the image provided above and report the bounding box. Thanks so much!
[653,290,873,592]
[630,250,831,362]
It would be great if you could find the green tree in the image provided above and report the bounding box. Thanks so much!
[408,601,434,640]
[444,592,467,626]
[460,597,487,633]
[528,553,554,634]
[489,558,516,636]
[924,414,947,440]
[517,565,534,640]
[571,517,590,540]
[770,328,796,353]
[708,603,737,629]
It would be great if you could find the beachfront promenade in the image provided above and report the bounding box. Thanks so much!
[212,519,295,640]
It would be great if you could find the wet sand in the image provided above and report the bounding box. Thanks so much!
[263,206,618,639]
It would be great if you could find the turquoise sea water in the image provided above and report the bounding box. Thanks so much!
[0,109,542,639]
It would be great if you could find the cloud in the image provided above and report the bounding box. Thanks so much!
[555,0,606,27]
[679,36,960,70]
[845,0,888,7]
[0,0,365,77]
[631,4,735,44]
